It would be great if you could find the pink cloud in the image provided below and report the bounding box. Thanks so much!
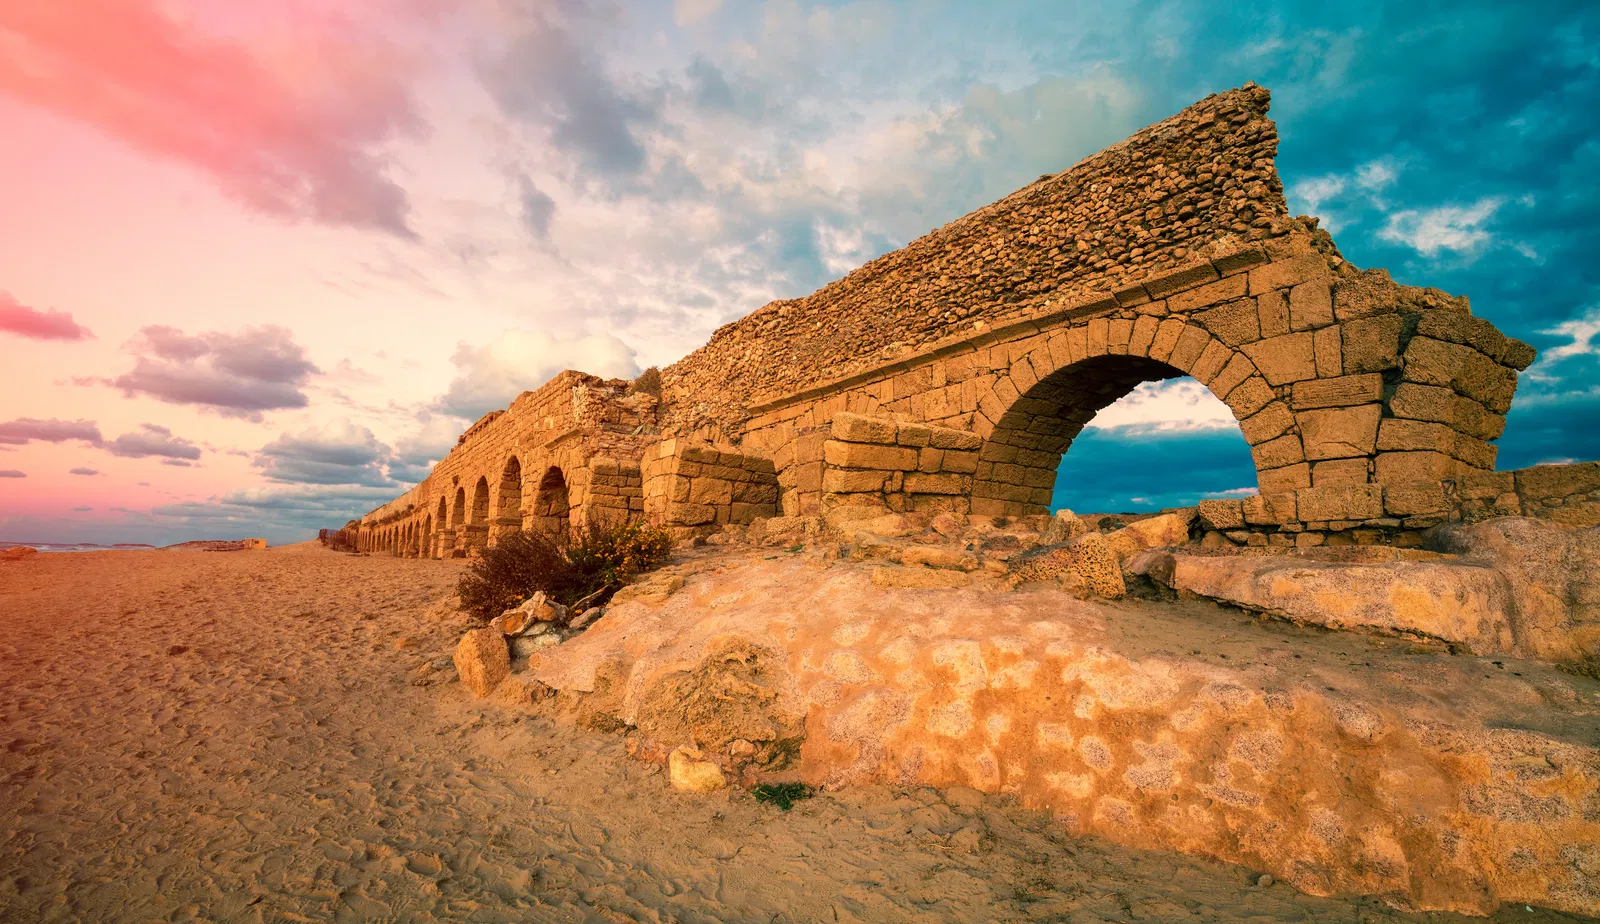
[0,292,92,341]
[0,0,425,236]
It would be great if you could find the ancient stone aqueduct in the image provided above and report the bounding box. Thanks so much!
[349,84,1596,556]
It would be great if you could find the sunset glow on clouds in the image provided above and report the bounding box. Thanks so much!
[2,0,1598,543]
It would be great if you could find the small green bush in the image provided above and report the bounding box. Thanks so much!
[456,520,674,621]
[751,782,813,811]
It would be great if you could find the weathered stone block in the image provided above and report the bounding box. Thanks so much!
[1459,469,1514,500]
[1297,484,1383,522]
[1299,404,1382,461]
[942,449,980,474]
[1450,432,1497,471]
[1168,326,1212,372]
[1148,318,1185,362]
[1312,458,1368,486]
[1377,418,1453,453]
[1243,491,1297,525]
[1189,341,1231,386]
[1242,331,1316,385]
[1257,462,1311,492]
[1194,299,1260,347]
[905,472,968,495]
[1247,253,1330,295]
[1145,261,1221,300]
[1256,290,1289,338]
[1375,451,1456,484]
[1226,376,1276,419]
[453,628,510,698]
[1402,337,1518,414]
[1197,498,1245,530]
[896,422,933,448]
[1209,354,1257,400]
[1289,281,1334,330]
[1389,382,1455,424]
[1384,481,1450,517]
[1313,325,1342,377]
[1250,433,1305,470]
[1502,338,1537,371]
[928,426,982,451]
[1515,461,1600,501]
[1341,314,1404,373]
[1238,401,1294,445]
[1415,309,1507,363]
[1168,273,1246,313]
[1129,315,1160,355]
[823,440,918,471]
[1290,373,1383,410]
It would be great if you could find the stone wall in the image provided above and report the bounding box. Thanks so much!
[639,440,779,537]
[354,371,660,557]
[348,82,1568,556]
[659,83,1289,442]
[817,412,983,523]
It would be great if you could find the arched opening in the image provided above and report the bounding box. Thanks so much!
[976,346,1262,518]
[423,514,433,558]
[1052,377,1256,515]
[452,486,466,528]
[470,476,490,524]
[530,466,570,537]
[495,456,523,546]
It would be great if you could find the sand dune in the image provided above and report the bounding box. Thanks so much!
[0,545,1591,922]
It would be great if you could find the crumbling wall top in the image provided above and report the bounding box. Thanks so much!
[662,83,1290,441]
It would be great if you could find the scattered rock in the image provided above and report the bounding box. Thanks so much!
[1143,552,1515,655]
[1103,510,1194,563]
[1038,509,1087,546]
[1257,874,1274,888]
[453,628,510,698]
[668,746,726,793]
[1007,532,1125,598]
[568,608,599,631]
[510,632,559,659]
[899,546,978,571]
[495,592,567,635]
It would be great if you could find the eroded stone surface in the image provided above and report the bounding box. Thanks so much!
[453,628,510,698]
[527,549,1600,916]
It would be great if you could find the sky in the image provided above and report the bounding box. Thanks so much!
[1,0,1597,544]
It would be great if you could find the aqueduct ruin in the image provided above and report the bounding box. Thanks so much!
[349,83,1597,556]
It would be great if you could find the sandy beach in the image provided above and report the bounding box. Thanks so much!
[0,543,1591,923]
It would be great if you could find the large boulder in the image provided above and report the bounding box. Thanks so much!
[1430,516,1600,664]
[1134,552,1516,655]
[1038,509,1088,546]
[1103,510,1195,562]
[453,628,510,698]
[1007,532,1125,598]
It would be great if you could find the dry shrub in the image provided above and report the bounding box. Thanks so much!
[629,366,662,398]
[456,520,674,621]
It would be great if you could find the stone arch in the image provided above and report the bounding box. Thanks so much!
[530,466,571,537]
[969,317,1272,517]
[493,455,524,545]
[470,476,491,524]
[423,514,433,558]
[452,486,467,528]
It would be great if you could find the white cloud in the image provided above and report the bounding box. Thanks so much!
[1536,308,1600,364]
[1288,174,1346,217]
[437,329,640,420]
[675,0,723,27]
[1085,379,1236,432]
[1377,197,1503,257]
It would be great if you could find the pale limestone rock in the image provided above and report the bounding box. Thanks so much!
[1008,532,1125,599]
[453,628,510,698]
[899,545,978,571]
[870,566,972,589]
[669,746,726,793]
[1149,553,1516,655]
[1039,509,1087,546]
[1430,516,1600,664]
[1104,511,1194,562]
[494,591,566,635]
